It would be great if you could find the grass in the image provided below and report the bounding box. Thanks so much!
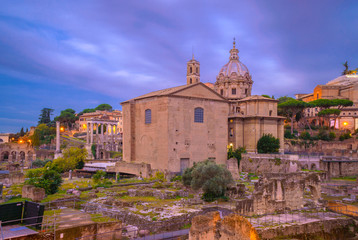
[44,209,62,216]
[41,190,70,203]
[331,176,356,181]
[2,183,24,196]
[90,213,117,223]
[1,197,32,204]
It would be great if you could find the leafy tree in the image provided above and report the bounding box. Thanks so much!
[257,134,280,153]
[261,95,272,99]
[38,108,54,124]
[25,168,63,195]
[277,96,295,104]
[227,146,246,167]
[183,160,234,201]
[95,104,113,111]
[31,124,56,146]
[54,109,78,129]
[78,108,96,116]
[278,99,310,134]
[49,147,87,172]
[30,131,41,147]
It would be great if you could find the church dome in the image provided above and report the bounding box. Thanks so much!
[219,59,249,77]
[218,40,250,78]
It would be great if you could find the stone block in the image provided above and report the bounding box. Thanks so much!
[22,185,46,201]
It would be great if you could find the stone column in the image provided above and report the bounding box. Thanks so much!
[101,124,104,143]
[96,123,99,143]
[86,121,89,144]
[90,123,94,144]
[56,121,60,153]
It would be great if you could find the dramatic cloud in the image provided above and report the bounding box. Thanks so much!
[0,0,357,132]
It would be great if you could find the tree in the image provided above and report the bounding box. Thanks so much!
[25,168,63,195]
[30,130,41,147]
[318,109,341,128]
[183,160,234,201]
[257,134,280,153]
[95,104,113,111]
[38,108,54,125]
[227,146,246,167]
[78,108,96,116]
[277,96,295,104]
[54,109,78,129]
[49,147,87,172]
[20,127,25,137]
[278,99,310,134]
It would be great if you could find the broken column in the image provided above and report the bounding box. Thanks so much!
[54,121,62,159]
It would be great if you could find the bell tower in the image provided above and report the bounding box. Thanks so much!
[186,55,200,85]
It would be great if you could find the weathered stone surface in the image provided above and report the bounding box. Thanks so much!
[189,212,259,240]
[22,185,46,201]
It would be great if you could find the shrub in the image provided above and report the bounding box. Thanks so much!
[150,171,166,182]
[353,129,358,135]
[329,132,336,141]
[339,133,352,141]
[170,175,182,182]
[227,146,246,167]
[257,134,280,153]
[25,168,63,195]
[299,131,311,140]
[182,160,234,201]
[49,147,87,172]
[317,129,329,141]
[92,170,106,184]
[284,130,295,139]
[32,159,52,168]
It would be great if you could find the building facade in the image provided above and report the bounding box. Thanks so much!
[121,41,284,174]
[121,83,228,173]
[215,40,284,152]
[78,110,123,133]
[296,74,358,130]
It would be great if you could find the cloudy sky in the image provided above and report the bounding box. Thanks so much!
[0,0,357,133]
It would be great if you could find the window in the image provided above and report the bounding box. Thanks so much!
[194,107,204,123]
[190,78,192,84]
[245,89,248,94]
[145,109,151,124]
[190,67,192,73]
[196,78,199,83]
[316,94,319,99]
[232,88,236,95]
[196,67,199,73]
[229,128,234,137]
[269,110,272,116]
[220,89,224,95]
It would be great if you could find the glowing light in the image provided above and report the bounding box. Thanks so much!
[27,140,31,143]
[343,122,348,126]
[60,127,65,132]
[19,140,23,143]
[83,124,87,129]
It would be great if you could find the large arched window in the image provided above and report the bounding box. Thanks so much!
[194,107,204,123]
[145,109,151,124]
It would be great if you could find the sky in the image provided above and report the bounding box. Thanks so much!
[0,0,357,133]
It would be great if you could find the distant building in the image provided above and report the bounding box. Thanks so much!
[120,41,284,174]
[0,133,10,144]
[78,110,123,133]
[296,74,358,130]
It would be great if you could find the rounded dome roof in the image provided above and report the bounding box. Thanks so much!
[218,40,249,78]
[326,74,358,86]
[219,59,249,77]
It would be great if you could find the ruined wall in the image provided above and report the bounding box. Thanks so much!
[252,173,321,215]
[189,211,259,240]
[240,153,299,174]
[321,160,358,177]
[226,158,239,180]
[0,172,24,186]
[107,161,151,178]
[285,138,358,158]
